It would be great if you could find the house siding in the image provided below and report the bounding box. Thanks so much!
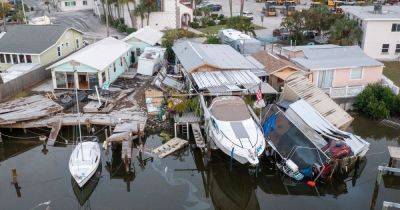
[40,29,83,66]
[332,66,383,87]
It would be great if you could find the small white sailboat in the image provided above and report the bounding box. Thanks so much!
[69,137,101,188]
[69,81,101,188]
[205,96,265,166]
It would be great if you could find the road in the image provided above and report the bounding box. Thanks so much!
[22,0,124,41]
[207,0,311,37]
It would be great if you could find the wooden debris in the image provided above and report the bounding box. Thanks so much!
[153,137,188,158]
[145,88,163,115]
[83,101,102,113]
[191,123,205,148]
[47,118,62,146]
[0,95,63,125]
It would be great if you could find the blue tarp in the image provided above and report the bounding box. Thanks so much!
[263,113,277,136]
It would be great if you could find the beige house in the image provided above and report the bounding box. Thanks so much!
[251,51,303,91]
[0,25,84,71]
[281,45,384,99]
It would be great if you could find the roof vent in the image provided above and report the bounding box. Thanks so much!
[373,3,382,14]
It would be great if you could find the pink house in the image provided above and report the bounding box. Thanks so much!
[281,45,384,98]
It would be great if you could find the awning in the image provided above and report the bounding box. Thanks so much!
[272,69,297,80]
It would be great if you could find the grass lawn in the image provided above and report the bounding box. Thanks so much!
[198,24,266,35]
[383,61,400,86]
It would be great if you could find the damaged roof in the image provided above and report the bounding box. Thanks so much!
[172,41,260,72]
[122,26,164,46]
[251,51,301,74]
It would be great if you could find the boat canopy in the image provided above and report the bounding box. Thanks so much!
[210,97,251,121]
[263,105,329,170]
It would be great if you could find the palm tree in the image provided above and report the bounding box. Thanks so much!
[229,0,232,17]
[239,0,244,16]
[144,0,157,26]
[134,1,146,28]
[329,17,362,46]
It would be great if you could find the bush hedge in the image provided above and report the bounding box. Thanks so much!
[354,83,400,119]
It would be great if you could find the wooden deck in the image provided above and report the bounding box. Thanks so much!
[174,112,201,124]
[152,137,188,158]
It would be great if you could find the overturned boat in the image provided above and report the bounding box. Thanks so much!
[204,96,265,166]
[262,99,369,180]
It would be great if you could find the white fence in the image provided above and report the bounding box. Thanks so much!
[323,85,365,99]
[382,75,400,95]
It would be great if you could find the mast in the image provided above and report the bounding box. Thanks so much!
[72,61,83,160]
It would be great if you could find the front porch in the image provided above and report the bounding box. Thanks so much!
[53,71,105,90]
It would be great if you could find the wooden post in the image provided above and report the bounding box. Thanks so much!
[11,168,17,184]
[0,132,3,146]
[174,123,177,138]
[186,122,189,140]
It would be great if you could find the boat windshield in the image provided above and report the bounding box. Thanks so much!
[210,97,251,121]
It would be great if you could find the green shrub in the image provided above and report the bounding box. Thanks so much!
[211,14,218,20]
[354,83,398,119]
[207,19,216,26]
[190,21,200,28]
[217,14,225,20]
[205,35,220,44]
[193,9,202,16]
[126,27,137,34]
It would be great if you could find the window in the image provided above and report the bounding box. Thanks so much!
[83,0,87,5]
[136,48,141,57]
[12,54,18,64]
[0,54,4,63]
[350,67,363,79]
[318,70,334,88]
[65,1,69,6]
[71,1,76,6]
[19,55,25,63]
[55,72,67,88]
[5,54,11,63]
[101,71,106,83]
[392,23,400,32]
[396,44,400,54]
[66,42,69,47]
[76,38,80,48]
[120,57,123,66]
[57,46,62,57]
[26,55,32,63]
[381,44,389,53]
[113,63,116,72]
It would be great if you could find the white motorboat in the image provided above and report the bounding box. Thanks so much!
[69,138,101,188]
[205,96,265,166]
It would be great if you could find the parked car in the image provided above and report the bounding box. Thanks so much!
[197,3,222,12]
[243,11,253,20]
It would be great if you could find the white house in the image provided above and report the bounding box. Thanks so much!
[108,0,193,30]
[137,47,165,76]
[123,26,164,61]
[48,37,132,90]
[57,0,96,12]
[341,5,400,61]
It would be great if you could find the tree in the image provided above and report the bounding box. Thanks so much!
[229,0,232,17]
[304,6,339,35]
[329,17,362,46]
[144,0,157,26]
[162,29,197,62]
[226,16,254,35]
[281,10,307,44]
[119,0,135,28]
[0,2,11,18]
[239,0,244,16]
[133,1,146,28]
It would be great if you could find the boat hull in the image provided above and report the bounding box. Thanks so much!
[69,141,101,188]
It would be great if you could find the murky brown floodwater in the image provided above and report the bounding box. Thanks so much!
[0,116,399,210]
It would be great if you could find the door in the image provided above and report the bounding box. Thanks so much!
[78,74,89,89]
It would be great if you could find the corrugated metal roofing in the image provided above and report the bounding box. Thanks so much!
[172,41,260,72]
[289,45,383,70]
[282,72,353,129]
[192,70,260,90]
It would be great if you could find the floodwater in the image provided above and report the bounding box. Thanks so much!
[0,116,399,210]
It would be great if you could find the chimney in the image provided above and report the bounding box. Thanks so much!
[373,3,382,14]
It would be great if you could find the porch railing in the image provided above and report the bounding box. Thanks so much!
[323,85,365,99]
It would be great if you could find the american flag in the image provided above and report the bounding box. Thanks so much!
[256,83,262,102]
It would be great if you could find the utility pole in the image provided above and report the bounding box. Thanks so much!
[1,1,6,31]
[105,0,109,37]
[21,0,27,24]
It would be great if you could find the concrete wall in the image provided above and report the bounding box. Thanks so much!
[58,0,95,11]
[362,20,400,61]
[40,29,84,66]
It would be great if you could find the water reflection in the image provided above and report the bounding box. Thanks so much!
[349,115,399,140]
[72,165,102,207]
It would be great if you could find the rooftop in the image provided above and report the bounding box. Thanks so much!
[0,63,41,83]
[122,26,164,46]
[0,25,80,54]
[48,37,132,71]
[341,6,400,21]
[251,51,301,74]
[283,45,383,70]
[172,41,260,73]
